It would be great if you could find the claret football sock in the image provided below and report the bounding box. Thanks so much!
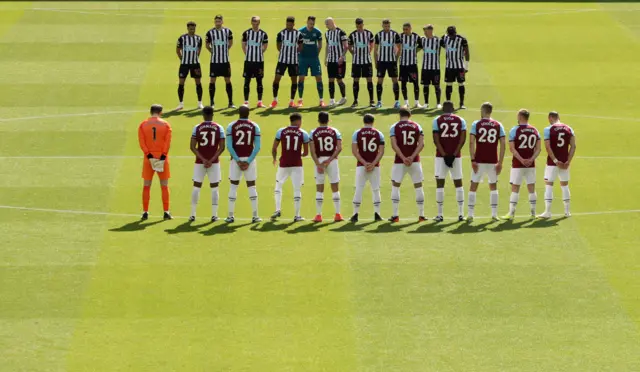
[529,192,537,215]
[467,191,477,217]
[415,187,425,217]
[142,185,151,212]
[436,188,445,217]
[248,186,258,217]
[211,186,219,217]
[191,186,201,217]
[490,190,499,217]
[332,191,341,214]
[161,185,170,212]
[455,187,464,216]
[544,185,553,213]
[228,183,238,217]
[391,186,400,216]
[316,191,324,215]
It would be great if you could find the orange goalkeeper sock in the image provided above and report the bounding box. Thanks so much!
[142,186,151,212]
[161,185,170,212]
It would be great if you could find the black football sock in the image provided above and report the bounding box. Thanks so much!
[446,85,453,101]
[195,84,203,102]
[376,83,383,102]
[256,77,264,101]
[328,81,336,99]
[290,84,297,100]
[392,82,400,101]
[423,85,430,105]
[413,82,420,101]
[338,81,346,98]
[435,85,442,104]
[458,85,466,106]
[208,83,215,106]
[178,84,185,102]
[243,78,251,101]
[225,82,233,104]
[353,81,360,102]
[272,82,279,99]
[401,81,408,100]
[366,81,374,102]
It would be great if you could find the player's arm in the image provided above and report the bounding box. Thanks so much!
[301,131,310,157]
[228,30,234,49]
[340,33,348,62]
[276,32,282,52]
[347,34,354,55]
[138,124,152,158]
[543,126,560,165]
[497,129,506,174]
[508,141,525,164]
[373,34,380,63]
[432,118,446,156]
[394,34,402,60]
[197,37,203,57]
[241,31,248,55]
[463,38,470,71]
[372,135,386,165]
[531,131,542,161]
[309,137,320,166]
[176,38,183,60]
[246,125,262,164]
[271,139,280,165]
[368,33,375,55]
[212,129,226,162]
[389,126,406,161]
[329,137,343,162]
[161,123,172,159]
[226,125,240,162]
[454,120,467,156]
[411,133,425,161]
[317,36,322,55]
[205,34,213,53]
[190,136,208,164]
[351,132,367,165]
[261,33,269,53]
[566,135,576,168]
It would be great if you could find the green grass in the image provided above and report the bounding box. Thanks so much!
[1,2,640,371]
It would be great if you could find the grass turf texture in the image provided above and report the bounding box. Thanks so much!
[1,2,640,371]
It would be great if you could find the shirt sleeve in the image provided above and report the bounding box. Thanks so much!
[262,32,269,44]
[177,37,183,48]
[394,33,401,44]
[340,29,347,41]
[162,123,172,155]
[226,122,234,136]
[570,126,575,136]
[275,128,283,140]
[253,123,261,136]
[138,123,149,155]
[461,37,469,48]
[460,118,467,131]
[297,32,303,44]
[417,124,424,135]
[335,128,342,140]
[374,33,380,44]
[509,126,517,141]
[197,37,202,48]
[439,37,445,48]
[277,31,283,43]
[432,118,440,132]
[302,130,310,143]
[348,33,354,46]
[378,130,385,144]
[227,29,233,40]
[205,32,211,44]
[470,121,478,136]
[242,31,248,42]
[316,29,322,40]
[368,31,374,43]
[389,123,396,137]
[352,130,358,143]
[534,127,541,139]
[191,125,198,137]
[218,124,225,139]
[499,123,506,137]
[543,126,551,140]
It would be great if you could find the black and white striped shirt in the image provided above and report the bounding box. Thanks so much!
[374,30,400,62]
[348,29,374,65]
[242,28,269,62]
[325,27,347,63]
[400,32,420,66]
[205,27,233,64]
[420,36,441,70]
[440,34,468,69]
[177,34,202,65]
[276,28,302,64]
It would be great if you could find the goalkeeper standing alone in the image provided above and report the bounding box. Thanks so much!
[297,16,325,108]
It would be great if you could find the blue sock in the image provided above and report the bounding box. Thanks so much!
[316,81,324,99]
[298,81,305,98]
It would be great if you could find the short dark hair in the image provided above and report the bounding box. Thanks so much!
[286,16,295,23]
[363,113,375,124]
[399,108,411,118]
[481,102,493,114]
[187,21,196,27]
[202,106,214,117]
[318,111,329,124]
[290,112,302,123]
[442,101,454,113]
[382,19,390,25]
[355,18,364,25]
[214,15,223,21]
[518,109,530,120]
[424,24,434,30]
[403,22,411,28]
[548,111,560,119]
[239,105,250,118]
[307,16,316,22]
[150,104,163,115]
[447,25,457,35]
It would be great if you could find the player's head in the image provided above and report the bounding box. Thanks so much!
[289,112,303,127]
[447,25,457,37]
[399,108,411,119]
[325,17,335,30]
[187,21,196,34]
[382,19,391,32]
[239,105,250,119]
[202,106,214,121]
[548,111,560,124]
[150,104,163,116]
[517,109,530,124]
[251,16,261,28]
[363,113,375,126]
[423,24,434,37]
[480,102,493,118]
[214,15,223,28]
[402,22,412,34]
[286,16,295,29]
[307,16,316,29]
[355,18,364,31]
[442,101,454,114]
[318,111,330,126]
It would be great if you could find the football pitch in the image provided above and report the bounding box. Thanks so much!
[1,1,640,371]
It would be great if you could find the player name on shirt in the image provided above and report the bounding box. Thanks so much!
[509,124,540,168]
[353,127,385,166]
[544,124,574,165]
[433,114,467,157]
[390,120,423,163]
[471,119,505,164]
[228,120,260,157]
[310,127,341,157]
[276,127,310,167]
[192,122,225,164]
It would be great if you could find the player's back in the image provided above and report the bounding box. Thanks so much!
[545,123,574,165]
[433,113,466,157]
[228,119,259,158]
[472,118,504,164]
[138,117,171,157]
[509,123,540,167]
[193,121,224,163]
[354,127,384,166]
[277,126,308,167]
[391,120,423,163]
[310,126,341,158]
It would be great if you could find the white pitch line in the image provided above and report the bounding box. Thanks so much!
[0,155,638,160]
[1,204,639,221]
[0,110,146,123]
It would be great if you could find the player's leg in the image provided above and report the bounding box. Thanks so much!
[467,164,482,219]
[273,167,288,219]
[160,178,171,219]
[505,168,521,219]
[433,70,442,108]
[400,68,409,106]
[255,63,265,106]
[272,65,283,106]
[193,65,203,108]
[457,71,466,108]
[243,160,259,221]
[527,181,537,218]
[208,163,222,220]
[444,69,454,101]
[314,158,326,221]
[351,167,366,221]
[540,165,555,218]
[365,65,374,106]
[370,167,383,220]
[288,65,298,106]
[177,75,186,110]
[292,167,304,221]
[327,159,342,220]
[411,68,421,108]
[375,64,385,107]
[434,157,446,221]
[559,167,571,216]
[141,160,154,218]
[297,75,306,106]
[226,160,242,222]
[190,163,206,220]
[421,71,430,108]
[390,164,404,221]
[313,60,324,106]
[410,162,426,220]
[209,64,217,107]
[224,65,234,108]
[328,77,336,105]
[487,164,500,219]
[391,76,400,108]
[351,74,360,107]
[452,158,465,220]
[337,61,347,104]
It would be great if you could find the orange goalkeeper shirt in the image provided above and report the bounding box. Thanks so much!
[138,116,172,158]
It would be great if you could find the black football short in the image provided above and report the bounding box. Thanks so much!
[179,63,202,79]
[421,69,441,85]
[327,61,346,79]
[445,68,466,83]
[209,62,231,78]
[351,63,373,79]
[243,61,264,79]
[376,61,398,78]
[275,62,298,77]
[399,64,419,82]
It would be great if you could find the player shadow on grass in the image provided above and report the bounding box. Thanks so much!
[250,220,296,232]
[488,219,533,232]
[162,108,199,119]
[109,219,165,232]
[256,106,297,117]
[328,220,378,232]
[200,222,253,235]
[407,220,459,234]
[164,220,213,235]
[448,220,497,234]
[365,220,421,234]
[525,217,565,229]
[286,221,333,234]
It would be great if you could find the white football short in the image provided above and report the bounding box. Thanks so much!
[193,163,221,183]
[314,156,340,185]
[229,157,257,182]
[470,163,498,184]
[391,162,424,184]
[355,166,381,189]
[276,166,304,188]
[544,165,570,183]
[510,167,536,185]
[434,157,463,180]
